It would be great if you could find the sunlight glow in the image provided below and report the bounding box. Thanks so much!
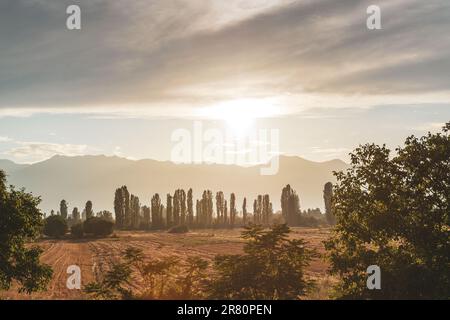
[199,99,279,136]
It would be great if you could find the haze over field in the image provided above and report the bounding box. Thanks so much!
[0,155,347,214]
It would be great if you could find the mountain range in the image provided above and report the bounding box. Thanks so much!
[0,155,348,215]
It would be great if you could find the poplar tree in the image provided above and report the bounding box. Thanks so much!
[166,194,173,227]
[242,197,247,225]
[187,188,194,226]
[230,193,236,227]
[281,185,300,225]
[60,200,68,220]
[85,200,93,220]
[323,182,334,225]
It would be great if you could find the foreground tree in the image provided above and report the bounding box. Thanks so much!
[85,247,208,299]
[209,224,317,299]
[325,123,450,299]
[0,171,53,293]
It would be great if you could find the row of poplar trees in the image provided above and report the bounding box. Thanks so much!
[113,186,273,230]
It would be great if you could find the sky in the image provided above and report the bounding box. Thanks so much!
[0,0,449,164]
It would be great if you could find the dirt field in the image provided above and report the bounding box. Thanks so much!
[1,227,333,300]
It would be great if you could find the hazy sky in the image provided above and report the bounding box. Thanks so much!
[0,0,449,163]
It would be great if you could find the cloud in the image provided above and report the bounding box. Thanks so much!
[1,0,449,117]
[0,136,12,142]
[413,122,446,132]
[4,141,95,163]
[310,147,351,159]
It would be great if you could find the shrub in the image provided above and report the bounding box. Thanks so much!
[43,215,68,238]
[298,216,320,227]
[208,224,317,299]
[71,223,84,238]
[83,217,114,237]
[168,224,189,234]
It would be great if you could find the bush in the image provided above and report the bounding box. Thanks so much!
[71,223,84,238]
[208,224,317,299]
[298,216,320,227]
[43,215,68,238]
[83,217,114,237]
[168,225,189,234]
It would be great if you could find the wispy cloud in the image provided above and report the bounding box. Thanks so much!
[413,122,446,132]
[0,136,12,142]
[3,141,96,163]
[0,0,449,118]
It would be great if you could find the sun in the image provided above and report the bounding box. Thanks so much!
[200,98,277,136]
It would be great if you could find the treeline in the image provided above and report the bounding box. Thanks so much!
[113,182,335,230]
[47,199,113,227]
[114,186,275,230]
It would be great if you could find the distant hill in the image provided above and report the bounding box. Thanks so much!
[0,159,29,174]
[0,155,348,215]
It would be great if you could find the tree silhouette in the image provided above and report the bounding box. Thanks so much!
[281,185,300,225]
[151,194,163,229]
[173,189,186,225]
[85,200,93,220]
[142,205,151,229]
[216,191,225,225]
[230,193,236,227]
[242,197,247,225]
[323,182,334,225]
[166,194,173,227]
[187,188,194,226]
[72,207,80,222]
[60,199,68,220]
[130,194,141,229]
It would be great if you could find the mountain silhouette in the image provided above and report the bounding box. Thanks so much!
[1,155,348,215]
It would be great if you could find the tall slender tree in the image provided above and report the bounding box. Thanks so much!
[323,182,334,225]
[114,186,131,229]
[151,193,162,229]
[60,200,68,220]
[187,188,194,226]
[166,194,173,227]
[85,200,93,220]
[72,207,80,222]
[130,195,141,229]
[262,194,271,225]
[242,197,247,225]
[142,205,151,229]
[281,184,300,225]
[230,193,236,227]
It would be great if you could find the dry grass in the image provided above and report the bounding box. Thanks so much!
[0,227,332,300]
